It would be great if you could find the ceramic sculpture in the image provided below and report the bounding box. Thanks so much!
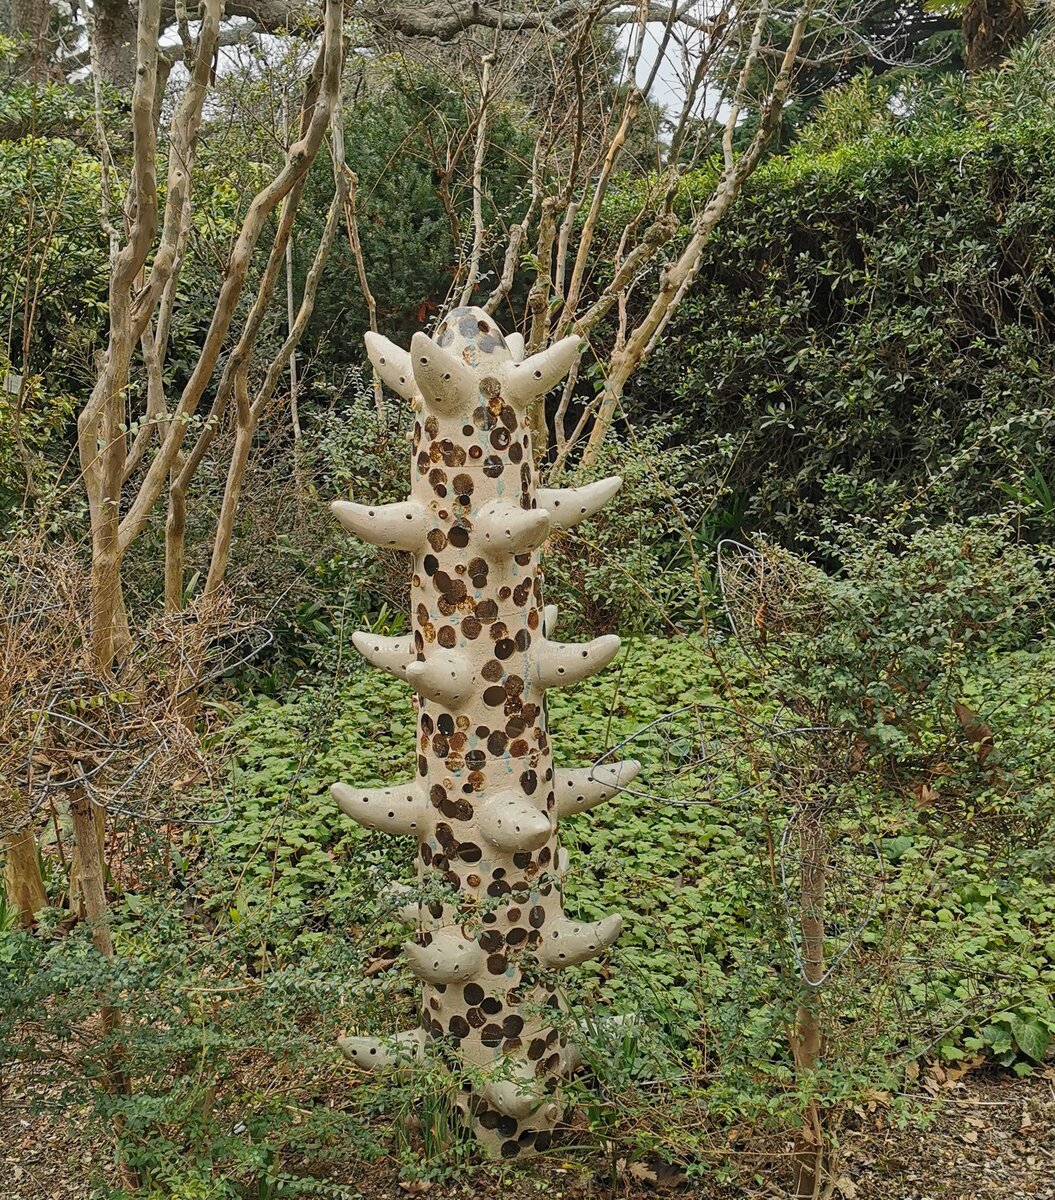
[330,306,639,1157]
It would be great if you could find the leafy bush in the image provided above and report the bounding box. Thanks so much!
[626,42,1055,542]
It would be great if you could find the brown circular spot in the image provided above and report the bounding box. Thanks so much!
[483,456,504,478]
[486,956,508,977]
[481,660,503,682]
[483,685,506,707]
[438,625,456,648]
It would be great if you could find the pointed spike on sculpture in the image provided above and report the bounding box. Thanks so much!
[537,476,622,530]
[331,782,428,837]
[384,882,456,925]
[351,631,414,681]
[404,932,486,985]
[410,331,474,411]
[534,634,621,689]
[505,332,526,363]
[555,760,641,819]
[507,336,581,405]
[382,881,420,924]
[554,847,571,879]
[331,499,427,552]
[483,1071,551,1119]
[365,332,416,401]
[339,1028,427,1070]
[478,789,552,851]
[476,500,552,557]
[542,604,558,637]
[405,651,475,707]
[537,913,623,968]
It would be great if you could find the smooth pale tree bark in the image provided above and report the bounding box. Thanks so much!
[80,0,344,661]
[576,0,812,469]
[78,0,166,674]
[4,826,47,927]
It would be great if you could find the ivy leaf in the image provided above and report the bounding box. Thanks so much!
[1011,1016,1051,1063]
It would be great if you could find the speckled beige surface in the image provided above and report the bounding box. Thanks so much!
[330,307,638,1157]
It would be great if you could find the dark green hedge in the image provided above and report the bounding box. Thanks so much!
[632,120,1055,540]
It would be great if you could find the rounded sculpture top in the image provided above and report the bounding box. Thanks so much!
[433,306,512,366]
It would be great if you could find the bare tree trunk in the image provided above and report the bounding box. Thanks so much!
[963,0,1027,73]
[91,0,139,86]
[164,465,187,613]
[7,0,54,81]
[3,824,47,927]
[789,802,828,1200]
[68,788,138,1190]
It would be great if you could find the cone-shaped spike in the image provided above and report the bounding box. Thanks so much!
[507,336,581,405]
[332,499,426,551]
[554,846,570,879]
[365,332,416,401]
[542,604,558,637]
[505,332,526,363]
[533,635,620,689]
[537,476,622,530]
[476,500,552,556]
[537,913,623,968]
[351,631,414,681]
[404,932,486,984]
[384,883,456,925]
[382,881,419,923]
[332,782,427,836]
[555,760,641,818]
[411,332,474,410]
[339,1028,427,1069]
[478,789,552,851]
[405,651,475,707]
[482,1068,554,1119]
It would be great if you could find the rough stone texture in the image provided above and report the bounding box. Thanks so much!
[330,306,639,1156]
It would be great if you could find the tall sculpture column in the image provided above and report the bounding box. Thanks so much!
[330,307,639,1157]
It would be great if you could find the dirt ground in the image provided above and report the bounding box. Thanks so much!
[3,1065,1052,1199]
